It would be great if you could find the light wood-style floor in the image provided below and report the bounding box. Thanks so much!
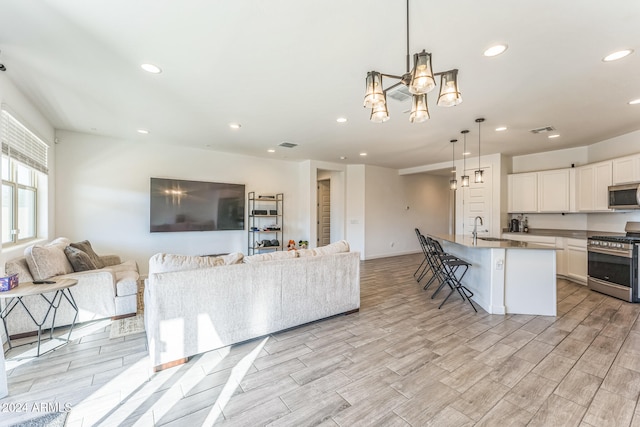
[2,253,640,426]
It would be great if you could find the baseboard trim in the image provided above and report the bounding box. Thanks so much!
[111,313,137,321]
[153,357,190,373]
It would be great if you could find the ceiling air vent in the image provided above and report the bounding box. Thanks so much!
[278,142,298,148]
[530,126,556,134]
[387,84,412,102]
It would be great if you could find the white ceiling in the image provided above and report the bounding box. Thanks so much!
[0,0,639,169]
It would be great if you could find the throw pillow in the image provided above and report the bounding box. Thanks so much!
[24,242,75,281]
[297,240,350,257]
[5,257,34,282]
[64,246,98,272]
[70,240,104,269]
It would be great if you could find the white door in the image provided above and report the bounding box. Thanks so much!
[317,180,331,246]
[462,166,492,236]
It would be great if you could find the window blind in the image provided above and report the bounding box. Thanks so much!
[0,109,49,174]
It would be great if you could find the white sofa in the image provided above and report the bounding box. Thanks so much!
[3,238,139,337]
[144,242,360,371]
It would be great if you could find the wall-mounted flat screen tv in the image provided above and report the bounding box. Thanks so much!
[150,177,245,232]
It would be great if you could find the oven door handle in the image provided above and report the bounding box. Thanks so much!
[588,246,632,258]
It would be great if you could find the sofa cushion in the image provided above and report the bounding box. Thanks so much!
[297,240,351,257]
[25,240,75,281]
[64,246,97,272]
[5,257,34,282]
[70,240,105,269]
[149,252,244,274]
[243,250,298,263]
[115,270,139,297]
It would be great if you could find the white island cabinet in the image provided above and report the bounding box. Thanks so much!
[429,234,557,316]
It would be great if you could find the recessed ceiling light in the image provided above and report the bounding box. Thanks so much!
[483,44,508,57]
[336,117,348,123]
[463,151,471,156]
[360,152,367,156]
[495,126,507,132]
[548,134,560,139]
[603,49,633,62]
[229,123,241,129]
[137,129,149,134]
[267,149,275,153]
[340,156,347,160]
[141,63,162,74]
[629,98,640,105]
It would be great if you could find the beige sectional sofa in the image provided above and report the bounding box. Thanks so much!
[144,241,360,371]
[3,238,139,336]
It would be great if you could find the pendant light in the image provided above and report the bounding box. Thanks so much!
[475,118,485,183]
[461,130,470,187]
[449,139,457,190]
[409,94,430,123]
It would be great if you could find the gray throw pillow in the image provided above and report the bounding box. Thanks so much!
[70,240,104,269]
[64,246,97,272]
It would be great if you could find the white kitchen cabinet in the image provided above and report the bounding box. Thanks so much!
[612,154,640,185]
[508,172,537,213]
[538,169,571,212]
[566,238,587,284]
[576,161,612,212]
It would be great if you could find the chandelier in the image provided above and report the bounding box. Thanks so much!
[363,0,462,123]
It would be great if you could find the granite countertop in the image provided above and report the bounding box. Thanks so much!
[501,228,625,239]
[429,233,555,250]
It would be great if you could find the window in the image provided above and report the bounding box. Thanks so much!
[1,109,48,246]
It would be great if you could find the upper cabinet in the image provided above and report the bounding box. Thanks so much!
[612,154,640,185]
[508,172,537,213]
[576,161,612,212]
[508,169,571,213]
[538,169,571,212]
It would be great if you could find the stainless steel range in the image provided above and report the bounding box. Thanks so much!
[587,221,640,302]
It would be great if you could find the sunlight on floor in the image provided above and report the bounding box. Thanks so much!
[4,319,111,371]
[202,337,269,426]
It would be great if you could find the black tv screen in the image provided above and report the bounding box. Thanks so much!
[150,178,245,232]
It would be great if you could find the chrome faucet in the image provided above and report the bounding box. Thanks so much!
[472,216,483,244]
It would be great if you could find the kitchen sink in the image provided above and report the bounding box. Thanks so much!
[478,237,509,241]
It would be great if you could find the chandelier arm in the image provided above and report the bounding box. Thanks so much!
[383,81,404,94]
[379,73,405,80]
[433,68,458,77]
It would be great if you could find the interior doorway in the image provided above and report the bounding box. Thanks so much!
[317,179,331,247]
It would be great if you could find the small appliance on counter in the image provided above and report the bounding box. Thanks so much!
[509,218,520,232]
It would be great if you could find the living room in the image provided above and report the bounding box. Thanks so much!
[2,1,640,425]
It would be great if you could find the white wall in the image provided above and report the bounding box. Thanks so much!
[363,165,450,259]
[345,164,365,257]
[512,146,588,173]
[55,130,304,274]
[588,130,640,163]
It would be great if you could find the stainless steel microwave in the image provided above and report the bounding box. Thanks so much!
[609,183,640,209]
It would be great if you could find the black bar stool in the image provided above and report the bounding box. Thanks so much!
[427,237,477,312]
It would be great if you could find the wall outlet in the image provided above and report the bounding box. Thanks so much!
[496,259,504,270]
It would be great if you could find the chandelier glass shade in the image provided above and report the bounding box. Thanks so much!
[461,129,470,187]
[363,71,385,109]
[409,50,436,94]
[449,139,457,190]
[363,0,462,123]
[410,94,430,123]
[370,101,390,123]
[437,70,463,107]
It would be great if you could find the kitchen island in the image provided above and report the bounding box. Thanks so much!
[429,234,557,316]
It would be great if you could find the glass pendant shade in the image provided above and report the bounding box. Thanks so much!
[409,94,430,123]
[475,169,484,183]
[437,69,463,107]
[409,50,436,95]
[370,101,390,123]
[450,179,457,190]
[461,175,470,187]
[363,71,385,108]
